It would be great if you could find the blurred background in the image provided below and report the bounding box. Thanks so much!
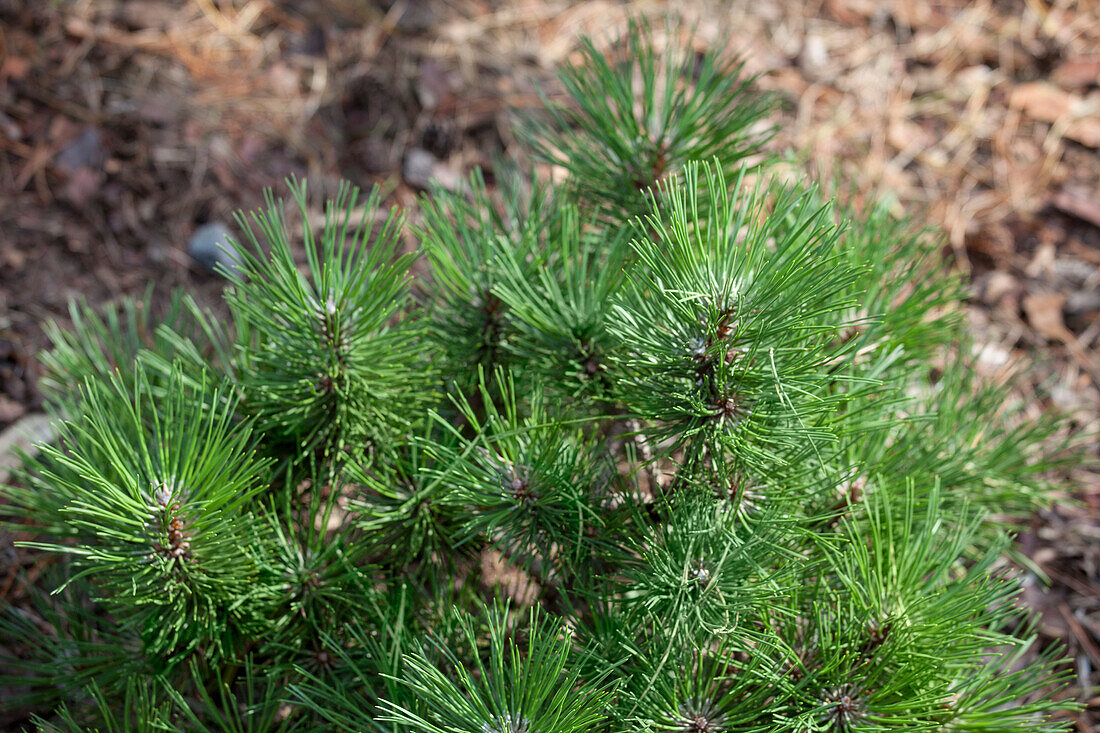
[0,0,1097,727]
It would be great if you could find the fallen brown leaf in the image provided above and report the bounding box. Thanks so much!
[825,0,872,24]
[1023,292,1069,342]
[0,55,30,81]
[1023,292,1100,386]
[1010,82,1100,148]
[1053,57,1100,91]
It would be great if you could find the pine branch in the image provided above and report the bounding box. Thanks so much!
[224,178,430,462]
[522,18,777,220]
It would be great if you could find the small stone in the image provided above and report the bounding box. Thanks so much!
[402,147,461,191]
[188,222,244,276]
[55,126,106,173]
[0,396,25,425]
[1066,288,1100,315]
[0,412,57,487]
[799,35,829,82]
[0,111,21,141]
[403,148,437,189]
[290,24,327,57]
[973,341,1010,373]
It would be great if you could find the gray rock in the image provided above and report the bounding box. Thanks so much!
[403,147,437,189]
[189,222,244,276]
[1066,288,1100,315]
[0,413,58,487]
[798,35,829,82]
[290,24,327,57]
[55,126,106,173]
[403,147,461,191]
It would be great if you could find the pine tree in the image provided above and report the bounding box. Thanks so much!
[1,19,1078,733]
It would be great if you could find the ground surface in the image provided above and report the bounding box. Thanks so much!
[0,0,1098,728]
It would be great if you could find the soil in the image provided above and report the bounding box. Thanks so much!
[1,0,1098,728]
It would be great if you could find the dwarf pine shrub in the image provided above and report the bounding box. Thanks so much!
[1,19,1077,733]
